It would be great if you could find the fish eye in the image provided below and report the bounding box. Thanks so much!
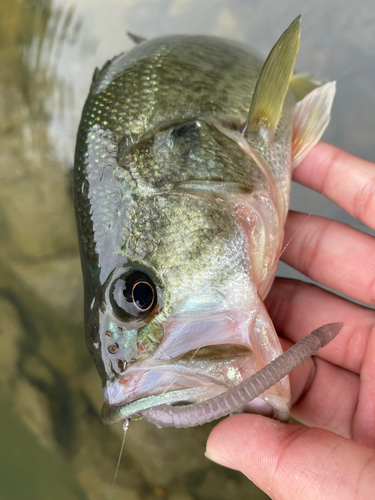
[109,271,157,320]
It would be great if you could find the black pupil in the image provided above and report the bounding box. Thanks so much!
[132,282,153,311]
[110,271,156,320]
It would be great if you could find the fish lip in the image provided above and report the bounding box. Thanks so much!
[101,386,226,425]
[102,343,255,424]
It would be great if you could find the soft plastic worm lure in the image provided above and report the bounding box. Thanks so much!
[141,322,343,428]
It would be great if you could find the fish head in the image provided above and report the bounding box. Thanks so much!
[76,117,289,423]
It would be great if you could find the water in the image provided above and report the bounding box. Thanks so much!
[0,1,374,499]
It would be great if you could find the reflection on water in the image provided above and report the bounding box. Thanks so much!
[0,1,374,499]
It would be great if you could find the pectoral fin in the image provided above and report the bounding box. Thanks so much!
[244,16,301,139]
[289,73,321,101]
[292,81,336,167]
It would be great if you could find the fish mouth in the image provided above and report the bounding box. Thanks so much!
[102,344,283,425]
[102,387,226,425]
[102,307,291,425]
[102,344,252,425]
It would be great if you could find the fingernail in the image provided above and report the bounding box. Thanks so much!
[204,450,237,470]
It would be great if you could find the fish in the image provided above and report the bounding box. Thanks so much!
[74,16,336,427]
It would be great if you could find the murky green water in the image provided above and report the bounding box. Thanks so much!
[0,1,374,499]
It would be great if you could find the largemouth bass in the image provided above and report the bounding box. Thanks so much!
[74,17,336,427]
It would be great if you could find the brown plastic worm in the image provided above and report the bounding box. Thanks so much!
[140,322,343,428]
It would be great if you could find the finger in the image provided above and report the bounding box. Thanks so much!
[288,354,359,440]
[285,334,375,449]
[265,278,374,374]
[278,335,359,439]
[268,279,375,446]
[293,141,375,231]
[281,211,375,306]
[353,327,375,448]
[206,415,375,500]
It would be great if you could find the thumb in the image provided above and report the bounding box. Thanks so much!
[205,414,375,500]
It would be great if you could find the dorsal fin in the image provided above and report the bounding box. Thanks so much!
[244,16,301,139]
[126,32,147,45]
[92,67,100,83]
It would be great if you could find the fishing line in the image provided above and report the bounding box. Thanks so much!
[189,345,204,362]
[278,212,312,259]
[160,345,205,395]
[108,419,130,500]
[278,187,327,259]
[159,338,174,359]
[161,375,182,395]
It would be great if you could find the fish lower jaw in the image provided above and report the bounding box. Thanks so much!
[101,385,227,425]
[101,377,290,426]
[101,387,290,426]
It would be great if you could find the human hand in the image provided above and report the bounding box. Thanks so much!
[205,142,375,499]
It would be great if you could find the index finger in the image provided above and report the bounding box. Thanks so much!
[293,142,375,231]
